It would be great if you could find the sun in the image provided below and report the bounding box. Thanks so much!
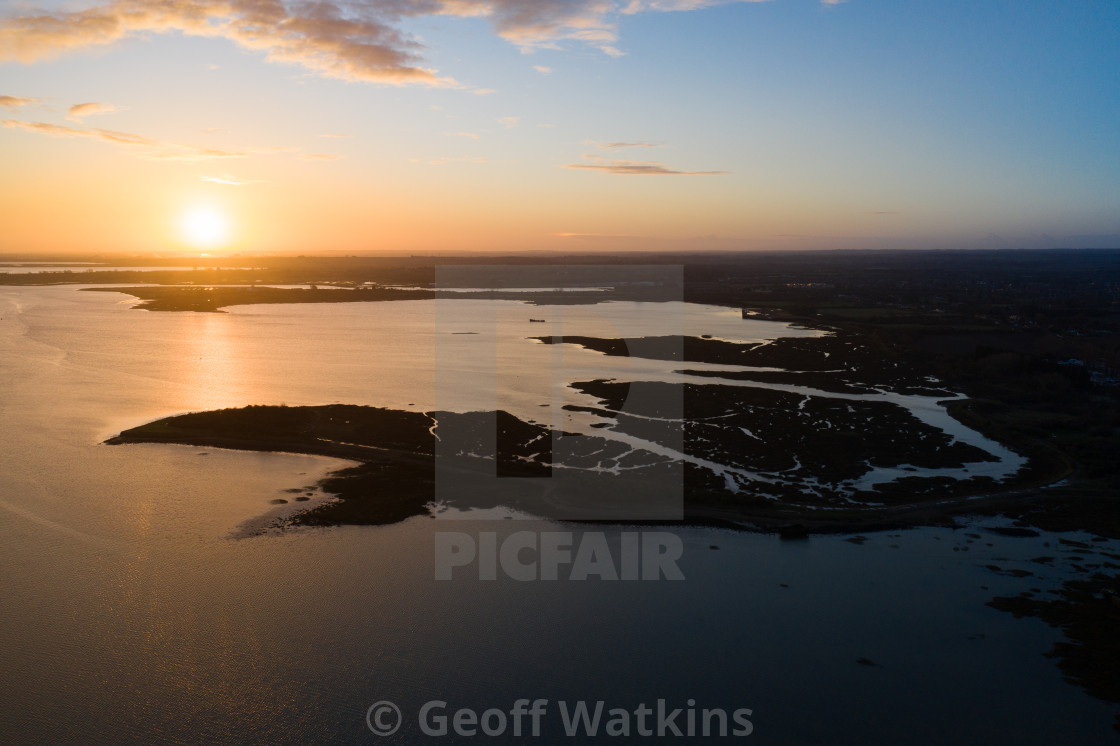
[179,207,231,249]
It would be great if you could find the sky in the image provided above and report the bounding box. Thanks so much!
[1,0,1118,255]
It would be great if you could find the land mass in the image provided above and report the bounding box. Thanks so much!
[105,404,678,526]
[103,391,1073,534]
[80,285,673,312]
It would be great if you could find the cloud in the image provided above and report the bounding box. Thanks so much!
[436,0,627,56]
[0,0,457,87]
[0,1,770,85]
[600,140,659,149]
[555,232,643,240]
[414,156,486,165]
[496,116,519,129]
[0,95,42,109]
[533,65,552,74]
[66,102,115,121]
[446,131,480,139]
[564,155,727,175]
[620,1,726,12]
[2,126,341,164]
[1,118,246,161]
[201,174,263,185]
[472,88,498,95]
[318,133,351,139]
[252,144,342,161]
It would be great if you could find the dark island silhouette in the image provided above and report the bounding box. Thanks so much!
[104,379,1064,532]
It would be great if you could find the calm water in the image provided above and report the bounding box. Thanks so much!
[0,285,1116,743]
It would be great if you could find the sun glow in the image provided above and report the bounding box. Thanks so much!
[179,207,231,249]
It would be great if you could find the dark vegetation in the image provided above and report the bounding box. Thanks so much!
[570,378,999,505]
[78,285,671,312]
[86,285,433,312]
[686,250,1120,494]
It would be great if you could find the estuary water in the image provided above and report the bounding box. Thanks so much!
[0,285,1116,743]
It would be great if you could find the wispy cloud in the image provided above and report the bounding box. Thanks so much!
[472,88,498,95]
[438,0,627,57]
[0,1,769,85]
[497,116,519,129]
[599,140,659,150]
[565,154,727,175]
[201,174,264,186]
[533,65,552,74]
[446,131,480,139]
[413,156,487,166]
[555,232,643,240]
[621,0,770,11]
[1,119,246,161]
[66,102,115,121]
[0,95,42,109]
[0,0,458,87]
[318,133,352,139]
[253,144,343,162]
